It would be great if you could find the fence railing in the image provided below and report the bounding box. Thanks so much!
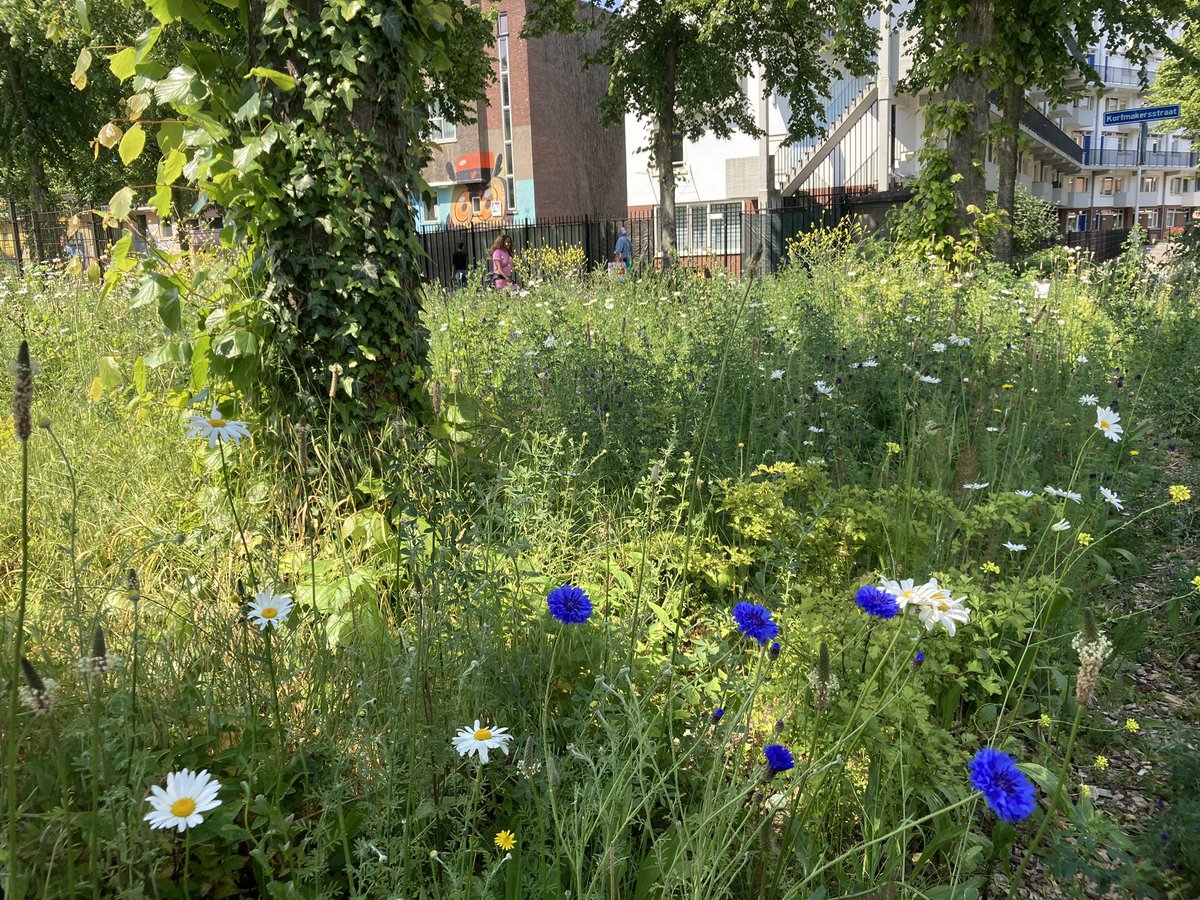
[1066,228,1129,262]
[1082,148,1199,168]
[417,188,892,286]
[773,72,876,191]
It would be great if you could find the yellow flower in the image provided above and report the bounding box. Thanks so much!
[886,442,901,455]
[1093,754,1109,770]
[981,561,1000,575]
[737,442,745,449]
[1129,450,1139,457]
[1169,484,1191,504]
[1063,422,1072,427]
[494,830,516,852]
[1002,383,1014,390]
[1039,713,1051,728]
[1077,533,1093,547]
[1080,783,1093,799]
[993,408,1003,413]
[1192,575,1200,592]
[1125,718,1140,734]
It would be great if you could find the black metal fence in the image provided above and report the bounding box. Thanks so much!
[1066,228,1130,262]
[417,187,874,287]
[0,199,128,274]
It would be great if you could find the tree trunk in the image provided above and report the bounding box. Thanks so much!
[2,44,49,211]
[993,76,1023,263]
[943,0,994,238]
[655,35,678,269]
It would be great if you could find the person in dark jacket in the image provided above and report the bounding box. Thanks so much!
[451,241,469,288]
[613,227,632,269]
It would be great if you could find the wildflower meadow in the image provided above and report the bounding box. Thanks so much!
[2,228,1199,898]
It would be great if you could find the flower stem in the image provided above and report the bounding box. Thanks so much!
[5,435,30,897]
[1006,703,1084,898]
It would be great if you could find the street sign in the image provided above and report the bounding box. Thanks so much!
[1103,104,1181,126]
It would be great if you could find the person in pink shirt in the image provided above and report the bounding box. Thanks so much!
[489,234,516,291]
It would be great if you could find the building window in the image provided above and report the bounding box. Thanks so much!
[160,220,174,237]
[1071,176,1089,193]
[1170,177,1182,194]
[429,104,457,143]
[422,195,437,222]
[1100,176,1115,195]
[1141,175,1158,192]
[497,16,516,210]
[671,132,684,165]
[669,203,743,254]
[1143,209,1160,228]
[1104,97,1126,112]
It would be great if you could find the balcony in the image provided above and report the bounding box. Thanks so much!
[1083,148,1199,168]
[1093,63,1156,88]
[1018,102,1084,167]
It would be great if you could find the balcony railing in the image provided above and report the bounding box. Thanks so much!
[1018,102,1084,165]
[1083,148,1199,168]
[1093,63,1156,88]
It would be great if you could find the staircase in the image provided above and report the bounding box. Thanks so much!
[774,75,878,196]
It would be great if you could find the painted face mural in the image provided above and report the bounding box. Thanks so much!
[447,154,509,226]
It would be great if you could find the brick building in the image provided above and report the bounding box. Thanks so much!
[418,0,626,228]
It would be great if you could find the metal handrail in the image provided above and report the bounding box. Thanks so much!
[1017,102,1084,165]
[773,72,876,188]
[1082,148,1198,168]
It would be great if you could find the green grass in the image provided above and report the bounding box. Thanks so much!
[1,233,1197,899]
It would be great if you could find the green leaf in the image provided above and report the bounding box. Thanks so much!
[159,148,186,184]
[109,47,137,81]
[75,0,90,33]
[213,330,259,358]
[132,356,148,394]
[155,66,204,105]
[246,66,296,90]
[134,25,162,61]
[107,187,134,222]
[157,121,186,153]
[119,124,147,165]
[190,334,211,391]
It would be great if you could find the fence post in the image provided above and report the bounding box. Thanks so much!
[30,208,46,263]
[8,198,24,277]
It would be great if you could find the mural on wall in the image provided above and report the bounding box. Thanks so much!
[446,153,510,226]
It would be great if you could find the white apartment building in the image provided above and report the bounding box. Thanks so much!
[625,17,1197,243]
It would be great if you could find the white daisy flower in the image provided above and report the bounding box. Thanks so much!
[1095,406,1123,442]
[808,426,825,433]
[185,405,251,448]
[963,482,989,490]
[986,426,999,433]
[1076,354,1088,363]
[932,342,947,353]
[1065,490,1082,504]
[770,369,785,380]
[1099,486,1124,511]
[1003,542,1027,552]
[1051,519,1071,532]
[1013,490,1035,498]
[920,375,941,384]
[452,720,513,764]
[879,577,937,611]
[246,590,294,630]
[949,334,971,346]
[543,335,558,349]
[813,380,834,397]
[914,593,971,637]
[1078,394,1099,406]
[860,359,880,368]
[144,769,222,832]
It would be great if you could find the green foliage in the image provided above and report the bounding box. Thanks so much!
[986,186,1061,257]
[3,244,1197,897]
[90,0,494,430]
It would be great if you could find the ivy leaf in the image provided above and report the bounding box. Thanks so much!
[156,66,205,106]
[246,66,296,90]
[119,124,147,166]
[109,47,137,81]
[234,91,261,122]
[70,48,92,90]
[107,187,134,223]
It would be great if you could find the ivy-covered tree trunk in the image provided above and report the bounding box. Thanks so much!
[994,76,1023,263]
[252,0,431,428]
[944,0,994,237]
[655,35,679,269]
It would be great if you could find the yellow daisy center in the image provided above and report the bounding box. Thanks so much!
[207,417,227,428]
[474,728,492,741]
[171,797,197,817]
[937,602,949,612]
[1099,419,1110,430]
[261,607,278,619]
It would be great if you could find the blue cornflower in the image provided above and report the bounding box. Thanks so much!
[763,744,795,776]
[769,641,782,660]
[969,748,1037,823]
[912,652,925,670]
[546,584,592,625]
[732,602,780,644]
[711,708,725,724]
[855,585,900,619]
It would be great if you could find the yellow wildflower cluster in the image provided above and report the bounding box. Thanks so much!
[980,561,1000,575]
[1093,754,1109,771]
[1125,718,1140,734]
[1169,484,1192,504]
[886,442,901,455]
[1077,533,1093,547]
[1039,713,1051,728]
